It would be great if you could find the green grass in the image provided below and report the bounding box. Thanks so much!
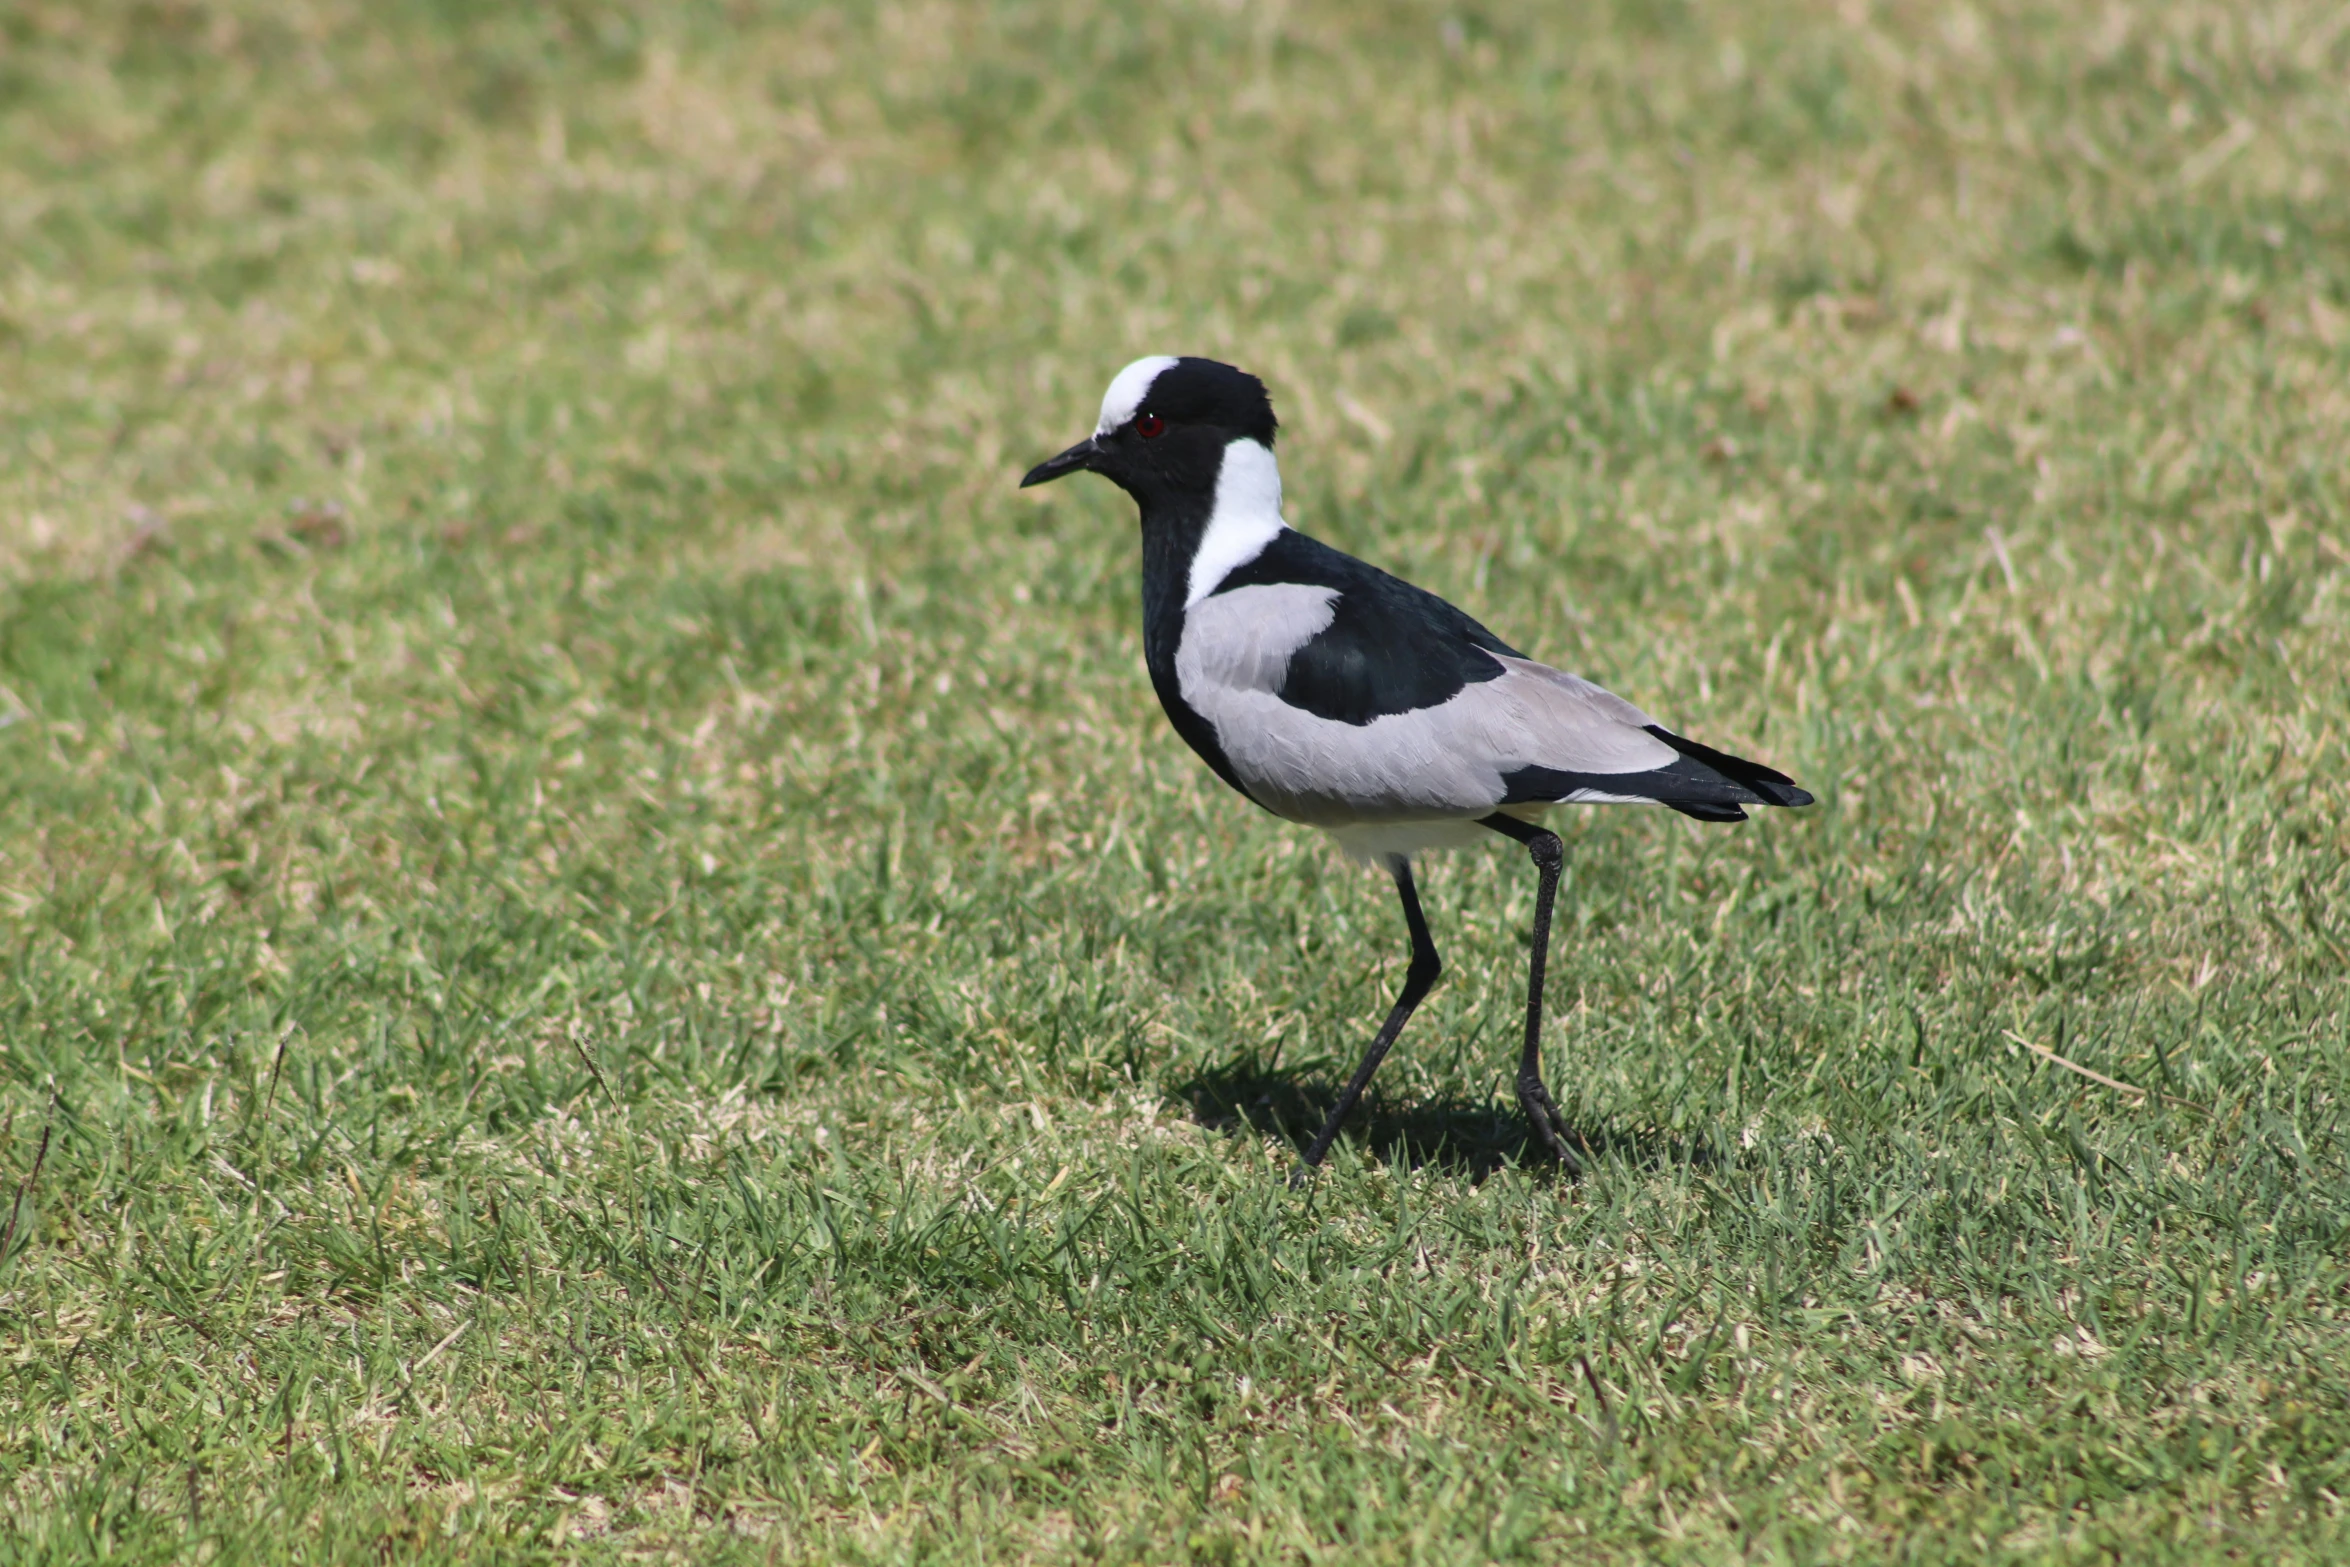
[3,0,2349,1559]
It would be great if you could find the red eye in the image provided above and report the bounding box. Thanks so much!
[1135,413,1166,439]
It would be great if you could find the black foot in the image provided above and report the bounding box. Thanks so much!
[1517,1074,1586,1175]
[1287,1159,1318,1190]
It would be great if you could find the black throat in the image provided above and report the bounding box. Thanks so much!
[1112,452,1260,806]
[1135,491,1212,690]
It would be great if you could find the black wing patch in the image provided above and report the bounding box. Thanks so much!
[1210,531,1522,726]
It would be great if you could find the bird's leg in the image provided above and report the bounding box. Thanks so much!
[1480,814,1584,1174]
[1291,857,1441,1186]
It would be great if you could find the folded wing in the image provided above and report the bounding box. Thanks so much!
[1172,536,1811,826]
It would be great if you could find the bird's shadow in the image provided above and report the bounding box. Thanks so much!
[1176,1055,1710,1183]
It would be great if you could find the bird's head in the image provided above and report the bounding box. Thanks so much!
[1020,356,1279,502]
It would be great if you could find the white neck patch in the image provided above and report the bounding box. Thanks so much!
[1095,355,1180,435]
[1185,438,1288,608]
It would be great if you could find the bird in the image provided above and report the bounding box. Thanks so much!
[1021,356,1811,1180]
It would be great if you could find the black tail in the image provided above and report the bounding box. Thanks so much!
[1643,726,1813,818]
[1497,727,1812,824]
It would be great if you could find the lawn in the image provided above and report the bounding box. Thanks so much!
[3,0,2348,1560]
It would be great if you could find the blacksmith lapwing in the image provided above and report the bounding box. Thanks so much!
[1022,356,1812,1179]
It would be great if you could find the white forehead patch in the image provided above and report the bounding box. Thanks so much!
[1095,355,1181,435]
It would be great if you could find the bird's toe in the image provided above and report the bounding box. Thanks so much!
[1516,1077,1586,1175]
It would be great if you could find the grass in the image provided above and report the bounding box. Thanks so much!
[2,0,2348,1559]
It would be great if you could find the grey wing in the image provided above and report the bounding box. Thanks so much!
[1485,657,1813,820]
[1196,654,1691,824]
[1177,592,1797,825]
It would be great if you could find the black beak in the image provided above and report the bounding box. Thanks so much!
[1020,436,1098,488]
